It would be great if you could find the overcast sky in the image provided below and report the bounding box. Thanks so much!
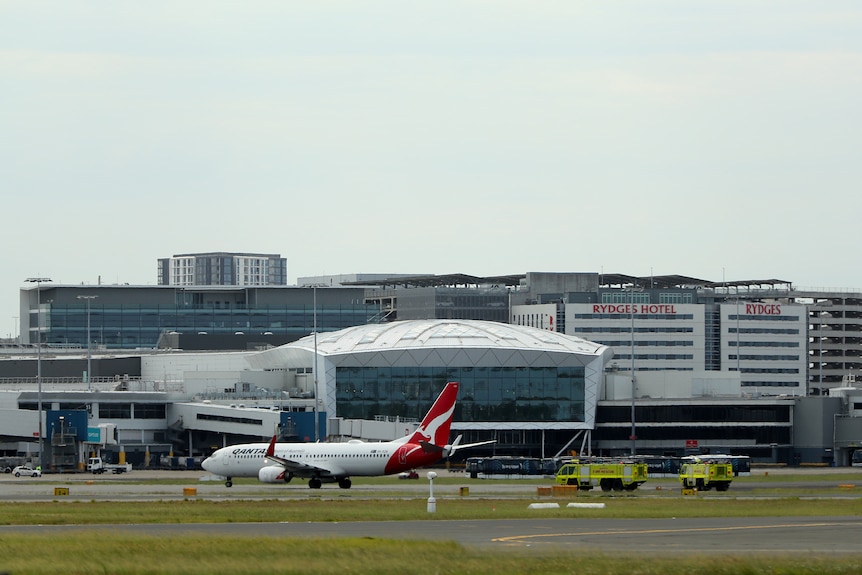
[3,1,861,338]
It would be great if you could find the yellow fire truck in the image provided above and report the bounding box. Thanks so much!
[555,459,649,491]
[678,458,733,491]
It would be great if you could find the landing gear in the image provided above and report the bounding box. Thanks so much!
[225,478,233,488]
[338,477,352,489]
[308,478,322,489]
[283,472,293,484]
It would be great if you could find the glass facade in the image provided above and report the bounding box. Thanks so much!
[334,365,586,423]
[42,304,376,349]
[597,404,793,445]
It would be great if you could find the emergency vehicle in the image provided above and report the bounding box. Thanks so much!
[555,459,648,491]
[678,457,733,491]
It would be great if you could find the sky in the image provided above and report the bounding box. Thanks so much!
[3,1,862,338]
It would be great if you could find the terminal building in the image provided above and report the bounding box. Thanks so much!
[18,283,375,351]
[4,271,862,468]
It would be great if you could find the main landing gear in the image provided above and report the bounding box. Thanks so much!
[306,477,353,489]
[225,477,233,487]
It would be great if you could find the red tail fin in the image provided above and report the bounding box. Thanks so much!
[407,382,458,447]
[265,434,277,457]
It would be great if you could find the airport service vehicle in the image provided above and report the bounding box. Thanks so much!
[1,457,27,474]
[12,465,41,478]
[87,457,132,474]
[555,459,648,491]
[679,458,733,491]
[202,382,494,489]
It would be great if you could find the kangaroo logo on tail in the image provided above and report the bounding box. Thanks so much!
[408,382,458,447]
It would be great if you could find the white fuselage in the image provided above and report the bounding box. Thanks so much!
[202,440,405,479]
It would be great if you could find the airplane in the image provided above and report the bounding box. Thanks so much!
[200,381,494,488]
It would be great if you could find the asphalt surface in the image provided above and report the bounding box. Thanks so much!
[2,467,861,555]
[5,517,862,554]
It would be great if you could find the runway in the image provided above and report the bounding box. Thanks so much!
[4,517,862,554]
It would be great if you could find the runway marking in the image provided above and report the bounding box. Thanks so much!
[491,521,862,544]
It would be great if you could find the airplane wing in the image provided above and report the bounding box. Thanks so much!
[263,436,345,477]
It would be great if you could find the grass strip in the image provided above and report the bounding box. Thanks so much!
[1,533,861,575]
[1,497,861,525]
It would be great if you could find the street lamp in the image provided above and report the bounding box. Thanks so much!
[313,284,319,442]
[305,282,329,442]
[625,284,643,456]
[25,277,52,471]
[77,295,98,392]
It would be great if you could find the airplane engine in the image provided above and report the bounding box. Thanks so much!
[258,465,290,483]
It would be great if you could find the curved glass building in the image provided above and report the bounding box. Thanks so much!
[249,319,613,456]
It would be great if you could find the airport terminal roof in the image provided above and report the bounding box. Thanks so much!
[344,273,791,291]
[599,274,792,290]
[250,319,610,368]
[342,273,526,288]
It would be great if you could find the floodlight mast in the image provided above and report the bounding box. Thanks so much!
[26,277,52,471]
[77,295,98,392]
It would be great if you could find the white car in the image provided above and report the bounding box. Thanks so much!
[12,465,41,478]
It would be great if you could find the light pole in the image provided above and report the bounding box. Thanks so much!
[626,283,643,456]
[630,286,636,456]
[77,295,98,392]
[313,284,319,442]
[26,277,52,471]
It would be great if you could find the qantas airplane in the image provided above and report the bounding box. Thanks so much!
[201,382,493,488]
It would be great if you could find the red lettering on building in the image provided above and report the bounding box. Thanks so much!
[639,304,676,314]
[593,304,678,314]
[745,303,781,315]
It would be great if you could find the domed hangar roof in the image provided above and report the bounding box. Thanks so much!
[249,319,612,369]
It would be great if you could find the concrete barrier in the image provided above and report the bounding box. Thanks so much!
[528,502,560,510]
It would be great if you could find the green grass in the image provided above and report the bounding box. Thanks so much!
[0,533,860,575]
[1,495,861,525]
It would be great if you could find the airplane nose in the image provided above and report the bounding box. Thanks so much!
[201,455,215,472]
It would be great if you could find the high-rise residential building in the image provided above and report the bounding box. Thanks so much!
[157,252,287,286]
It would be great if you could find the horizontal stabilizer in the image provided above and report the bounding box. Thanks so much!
[419,441,445,454]
[450,439,496,456]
